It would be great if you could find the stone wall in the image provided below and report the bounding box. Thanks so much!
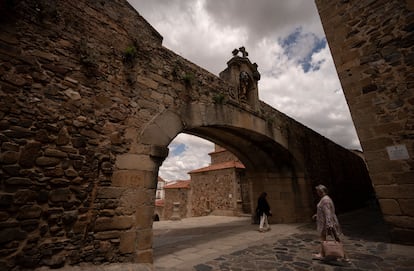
[0,0,376,269]
[315,0,414,244]
[189,168,242,217]
[0,0,228,269]
[210,146,241,165]
[163,187,190,220]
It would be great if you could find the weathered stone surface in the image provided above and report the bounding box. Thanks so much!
[94,216,134,231]
[17,205,43,220]
[0,0,395,269]
[50,178,71,187]
[36,157,61,167]
[49,188,72,203]
[13,190,37,205]
[44,148,68,158]
[56,127,71,145]
[4,177,33,186]
[0,228,27,244]
[378,199,402,215]
[400,199,414,216]
[111,170,154,188]
[316,0,414,244]
[115,154,156,171]
[119,231,137,253]
[0,151,19,164]
[96,187,125,199]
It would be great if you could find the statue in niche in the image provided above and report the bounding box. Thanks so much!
[239,71,250,101]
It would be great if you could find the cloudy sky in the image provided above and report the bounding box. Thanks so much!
[127,0,361,181]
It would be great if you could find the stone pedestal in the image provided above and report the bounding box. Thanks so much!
[170,202,181,221]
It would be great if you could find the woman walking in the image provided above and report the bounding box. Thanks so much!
[256,192,272,232]
[312,184,349,262]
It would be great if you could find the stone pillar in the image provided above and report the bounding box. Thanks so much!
[114,146,168,263]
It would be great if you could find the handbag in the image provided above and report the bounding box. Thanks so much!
[322,231,344,259]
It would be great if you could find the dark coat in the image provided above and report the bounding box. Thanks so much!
[257,196,271,216]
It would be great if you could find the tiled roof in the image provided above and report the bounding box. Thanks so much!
[208,149,227,155]
[157,176,166,183]
[155,199,164,206]
[164,180,191,189]
[188,161,245,174]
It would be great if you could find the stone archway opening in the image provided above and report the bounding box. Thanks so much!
[146,115,313,227]
[151,129,311,268]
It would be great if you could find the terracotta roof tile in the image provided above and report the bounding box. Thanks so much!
[155,199,164,206]
[164,180,191,189]
[189,161,245,174]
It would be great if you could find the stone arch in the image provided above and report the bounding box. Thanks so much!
[134,103,312,227]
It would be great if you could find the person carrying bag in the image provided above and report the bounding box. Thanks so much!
[322,227,345,259]
[312,184,349,262]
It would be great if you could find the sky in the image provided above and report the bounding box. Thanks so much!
[127,0,361,181]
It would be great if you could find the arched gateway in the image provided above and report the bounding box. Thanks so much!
[0,1,372,270]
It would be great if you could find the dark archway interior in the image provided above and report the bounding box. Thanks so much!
[184,125,300,173]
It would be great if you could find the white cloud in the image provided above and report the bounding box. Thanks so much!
[159,134,214,181]
[127,0,362,180]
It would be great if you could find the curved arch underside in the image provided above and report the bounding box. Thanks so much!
[184,125,296,173]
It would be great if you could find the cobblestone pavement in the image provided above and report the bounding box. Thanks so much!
[193,231,414,271]
[154,206,414,271]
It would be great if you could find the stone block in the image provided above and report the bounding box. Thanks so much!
[73,220,88,234]
[111,170,155,188]
[400,199,414,216]
[115,154,156,171]
[397,184,414,199]
[17,205,42,220]
[136,249,153,264]
[95,231,120,240]
[373,122,404,135]
[361,137,393,152]
[44,148,68,158]
[49,188,72,203]
[378,199,401,215]
[0,151,19,164]
[368,160,403,174]
[0,228,27,244]
[154,110,183,140]
[96,187,125,199]
[150,145,169,160]
[35,156,61,167]
[136,75,159,89]
[120,231,137,253]
[375,184,398,199]
[139,123,171,146]
[119,189,149,215]
[136,229,152,250]
[393,172,414,184]
[135,206,154,229]
[370,173,393,185]
[94,216,134,231]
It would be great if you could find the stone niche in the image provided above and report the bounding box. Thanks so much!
[219,47,261,111]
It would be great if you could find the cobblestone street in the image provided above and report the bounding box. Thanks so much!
[154,206,414,271]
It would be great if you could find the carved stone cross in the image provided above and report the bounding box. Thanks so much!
[232,46,249,58]
[238,46,248,57]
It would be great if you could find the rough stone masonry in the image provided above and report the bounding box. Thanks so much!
[0,0,374,270]
[315,0,414,244]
